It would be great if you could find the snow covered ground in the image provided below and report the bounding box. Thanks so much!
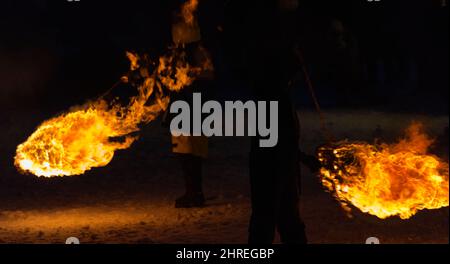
[0,110,448,244]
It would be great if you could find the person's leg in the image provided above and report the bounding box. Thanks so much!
[175,154,205,208]
[277,153,307,244]
[185,154,203,195]
[248,149,278,244]
[277,189,307,244]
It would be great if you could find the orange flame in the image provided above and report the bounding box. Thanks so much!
[14,47,206,177]
[318,122,449,219]
[181,0,199,26]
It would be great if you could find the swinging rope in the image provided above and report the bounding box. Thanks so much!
[294,47,335,143]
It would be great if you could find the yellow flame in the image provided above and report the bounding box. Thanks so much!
[318,122,449,219]
[15,47,207,177]
[157,49,197,92]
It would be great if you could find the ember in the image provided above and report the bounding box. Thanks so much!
[317,122,449,219]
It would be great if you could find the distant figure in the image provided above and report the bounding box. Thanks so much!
[166,8,215,208]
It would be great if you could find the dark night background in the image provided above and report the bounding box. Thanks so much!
[0,0,448,244]
[0,0,448,114]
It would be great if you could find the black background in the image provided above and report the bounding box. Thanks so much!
[0,0,448,114]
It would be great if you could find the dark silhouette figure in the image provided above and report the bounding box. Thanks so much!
[167,7,215,208]
[244,0,308,244]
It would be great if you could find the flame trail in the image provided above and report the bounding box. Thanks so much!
[15,46,207,177]
[317,122,449,219]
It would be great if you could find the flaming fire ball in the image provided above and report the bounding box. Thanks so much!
[318,123,449,219]
[14,0,212,178]
[14,48,210,177]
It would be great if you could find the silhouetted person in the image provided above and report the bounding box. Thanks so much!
[166,7,215,208]
[244,0,310,244]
